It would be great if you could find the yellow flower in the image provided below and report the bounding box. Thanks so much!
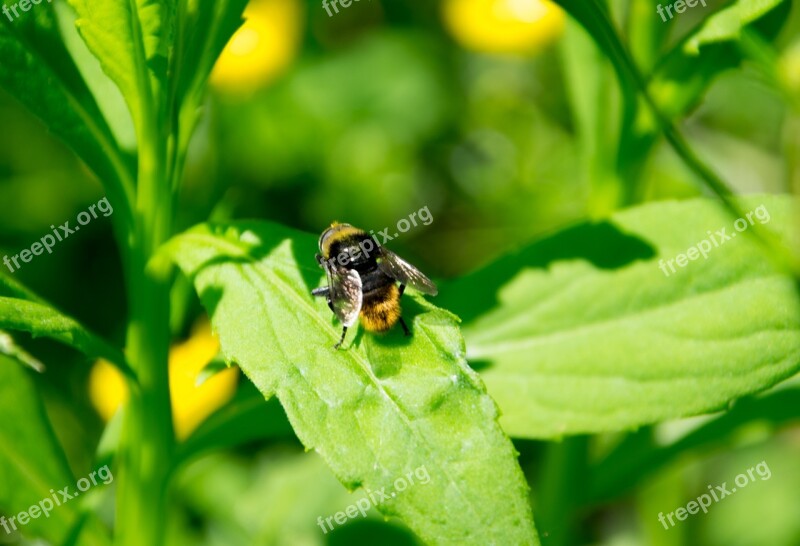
[442,0,565,55]
[211,0,303,92]
[88,356,129,422]
[88,320,238,440]
[778,40,800,103]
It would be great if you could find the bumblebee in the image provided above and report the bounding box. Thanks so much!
[312,223,438,349]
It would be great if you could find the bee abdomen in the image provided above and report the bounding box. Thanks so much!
[360,284,401,332]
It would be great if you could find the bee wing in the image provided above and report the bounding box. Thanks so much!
[377,248,438,296]
[325,264,363,327]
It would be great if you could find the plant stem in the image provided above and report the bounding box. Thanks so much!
[115,258,173,546]
[536,436,589,546]
[115,80,174,544]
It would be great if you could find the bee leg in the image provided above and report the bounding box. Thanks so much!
[399,317,410,337]
[334,326,348,350]
[397,284,410,336]
[311,287,336,314]
[311,286,329,297]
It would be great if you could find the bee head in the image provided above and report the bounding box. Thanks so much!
[319,222,352,256]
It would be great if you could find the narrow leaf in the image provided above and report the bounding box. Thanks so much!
[0,296,131,380]
[0,6,135,224]
[684,0,785,54]
[173,0,249,105]
[66,0,175,131]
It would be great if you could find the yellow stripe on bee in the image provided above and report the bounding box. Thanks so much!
[321,223,366,258]
[360,284,401,332]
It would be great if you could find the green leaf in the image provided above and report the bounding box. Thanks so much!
[66,0,175,132]
[53,1,137,150]
[0,5,135,228]
[172,0,248,106]
[167,0,248,191]
[440,195,800,438]
[649,0,789,122]
[553,0,790,215]
[684,0,786,54]
[163,222,539,546]
[0,296,132,380]
[0,356,110,546]
[0,271,46,302]
[551,0,639,93]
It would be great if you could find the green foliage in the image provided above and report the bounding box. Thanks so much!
[441,196,800,438]
[0,4,134,232]
[685,0,786,54]
[162,222,538,545]
[0,0,796,544]
[0,297,130,376]
[0,357,109,546]
[555,0,790,209]
[66,0,174,134]
[0,274,130,376]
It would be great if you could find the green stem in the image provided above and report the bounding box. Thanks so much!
[115,248,172,546]
[115,167,174,546]
[535,436,589,546]
[115,21,174,540]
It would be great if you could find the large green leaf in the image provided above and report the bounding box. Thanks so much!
[162,222,538,546]
[440,196,800,438]
[0,356,110,546]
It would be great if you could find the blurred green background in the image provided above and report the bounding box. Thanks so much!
[0,0,798,544]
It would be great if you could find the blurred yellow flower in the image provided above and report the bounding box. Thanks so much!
[442,0,565,55]
[88,356,128,422]
[211,0,303,92]
[88,320,238,440]
[778,40,800,102]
